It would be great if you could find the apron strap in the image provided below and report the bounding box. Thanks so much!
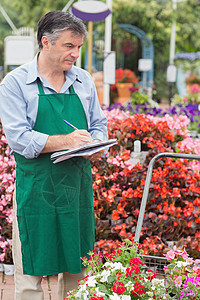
[69,85,75,94]
[37,78,75,95]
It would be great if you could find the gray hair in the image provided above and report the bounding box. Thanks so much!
[37,11,87,49]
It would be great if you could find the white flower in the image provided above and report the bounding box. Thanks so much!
[95,287,105,297]
[77,283,87,292]
[125,281,134,292]
[99,269,111,282]
[152,278,165,287]
[103,262,126,272]
[109,293,121,300]
[109,293,132,300]
[112,262,126,272]
[125,281,133,287]
[104,262,113,268]
[87,276,97,287]
[176,261,188,268]
[75,288,89,299]
[121,295,131,300]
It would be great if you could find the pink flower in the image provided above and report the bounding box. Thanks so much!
[174,276,182,287]
[186,257,194,265]
[165,249,175,260]
[173,246,182,255]
[194,259,200,265]
[191,83,200,93]
[181,249,189,260]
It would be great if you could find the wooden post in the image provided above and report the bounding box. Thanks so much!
[88,21,93,74]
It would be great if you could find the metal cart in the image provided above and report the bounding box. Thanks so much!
[134,152,200,276]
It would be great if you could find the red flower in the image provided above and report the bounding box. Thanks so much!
[146,270,157,281]
[89,296,104,300]
[112,210,120,220]
[132,282,145,296]
[104,253,115,260]
[126,265,141,277]
[129,258,144,266]
[112,281,125,295]
[122,188,134,198]
[115,68,138,84]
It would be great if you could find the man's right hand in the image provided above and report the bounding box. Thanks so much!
[41,130,93,154]
[64,129,93,149]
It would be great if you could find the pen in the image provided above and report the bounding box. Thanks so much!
[63,119,78,130]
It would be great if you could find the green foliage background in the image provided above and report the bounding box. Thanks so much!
[0,0,200,98]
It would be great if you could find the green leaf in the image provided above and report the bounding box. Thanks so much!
[107,275,115,284]
[98,283,110,295]
[167,263,175,269]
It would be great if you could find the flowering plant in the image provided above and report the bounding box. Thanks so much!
[65,241,200,299]
[0,238,13,264]
[164,246,200,299]
[129,87,149,105]
[115,68,138,84]
[0,124,15,264]
[65,239,167,300]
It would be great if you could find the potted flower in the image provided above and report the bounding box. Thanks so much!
[65,240,200,299]
[65,239,166,299]
[114,68,138,105]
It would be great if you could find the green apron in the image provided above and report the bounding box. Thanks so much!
[14,80,95,276]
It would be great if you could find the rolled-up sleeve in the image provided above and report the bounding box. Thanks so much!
[0,80,48,159]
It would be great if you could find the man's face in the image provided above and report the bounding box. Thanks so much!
[42,29,84,71]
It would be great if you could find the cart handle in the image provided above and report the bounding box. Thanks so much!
[134,152,200,242]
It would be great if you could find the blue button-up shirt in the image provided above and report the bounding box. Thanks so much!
[0,55,108,159]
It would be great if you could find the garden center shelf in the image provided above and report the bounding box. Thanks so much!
[134,152,200,276]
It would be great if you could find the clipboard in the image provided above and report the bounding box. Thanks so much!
[51,139,117,163]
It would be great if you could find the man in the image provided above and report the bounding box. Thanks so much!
[0,10,108,300]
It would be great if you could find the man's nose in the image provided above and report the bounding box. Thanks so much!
[71,47,80,58]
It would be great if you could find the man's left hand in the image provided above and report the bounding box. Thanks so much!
[85,149,104,163]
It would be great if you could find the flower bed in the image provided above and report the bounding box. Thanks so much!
[92,109,200,258]
[110,101,200,136]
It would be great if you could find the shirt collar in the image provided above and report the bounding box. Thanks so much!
[26,53,82,85]
[66,67,82,84]
[26,54,39,84]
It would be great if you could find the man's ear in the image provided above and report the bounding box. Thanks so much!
[41,36,50,50]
